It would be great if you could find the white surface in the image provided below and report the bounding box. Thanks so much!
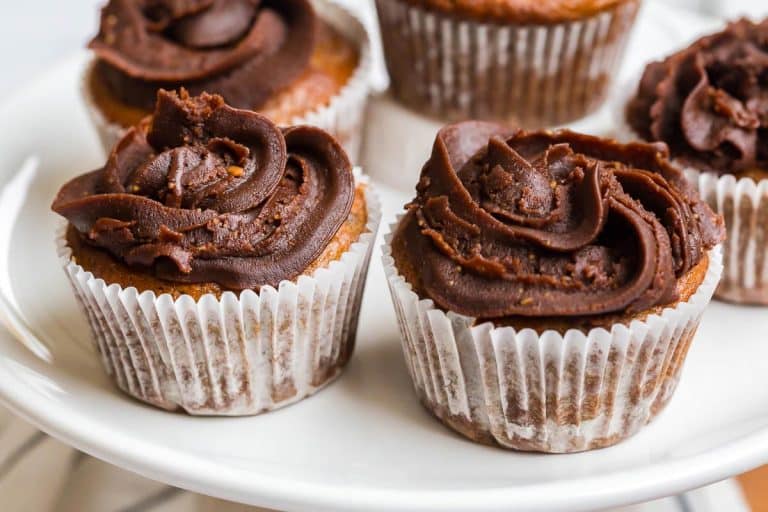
[0,49,767,512]
[668,0,767,18]
[0,409,752,512]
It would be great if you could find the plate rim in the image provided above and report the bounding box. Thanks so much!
[1,326,767,512]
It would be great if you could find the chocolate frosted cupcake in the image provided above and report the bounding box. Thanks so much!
[375,0,640,127]
[54,90,380,415]
[383,122,724,452]
[84,0,372,159]
[623,18,768,304]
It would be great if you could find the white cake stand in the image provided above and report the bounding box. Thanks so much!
[0,3,766,511]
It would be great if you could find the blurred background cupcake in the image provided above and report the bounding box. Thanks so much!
[383,121,724,452]
[83,0,373,160]
[375,0,640,127]
[53,89,380,415]
[621,18,768,304]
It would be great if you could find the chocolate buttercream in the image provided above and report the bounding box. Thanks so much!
[53,90,354,290]
[393,122,724,318]
[89,0,316,111]
[627,18,768,175]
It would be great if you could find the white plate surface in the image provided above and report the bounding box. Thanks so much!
[0,3,767,512]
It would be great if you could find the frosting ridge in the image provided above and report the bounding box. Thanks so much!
[90,0,316,111]
[393,122,724,318]
[627,18,768,174]
[53,90,354,290]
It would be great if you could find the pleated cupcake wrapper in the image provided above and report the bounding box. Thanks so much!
[56,181,381,416]
[81,0,373,161]
[687,171,768,304]
[375,0,639,127]
[613,80,768,305]
[382,221,723,452]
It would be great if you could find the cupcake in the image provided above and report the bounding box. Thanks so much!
[623,18,768,304]
[84,0,372,159]
[374,0,640,127]
[383,121,724,452]
[53,89,380,415]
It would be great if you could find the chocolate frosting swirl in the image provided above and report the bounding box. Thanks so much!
[52,90,354,290]
[90,0,316,111]
[627,18,768,174]
[393,122,724,318]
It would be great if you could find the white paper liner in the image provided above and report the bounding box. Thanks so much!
[81,0,373,161]
[382,219,723,452]
[613,77,768,305]
[375,0,639,128]
[688,172,768,304]
[57,179,381,416]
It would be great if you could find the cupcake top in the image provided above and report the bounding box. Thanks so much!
[90,0,316,111]
[397,0,631,23]
[52,89,354,290]
[627,18,768,176]
[392,122,724,319]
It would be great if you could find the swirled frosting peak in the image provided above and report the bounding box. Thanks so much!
[627,18,768,174]
[393,122,724,319]
[89,0,316,110]
[53,89,354,290]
